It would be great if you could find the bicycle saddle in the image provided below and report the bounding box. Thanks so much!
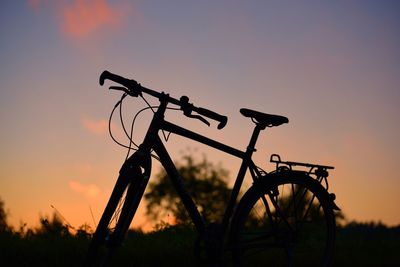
[240,108,289,127]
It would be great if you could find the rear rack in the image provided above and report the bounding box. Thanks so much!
[270,154,334,190]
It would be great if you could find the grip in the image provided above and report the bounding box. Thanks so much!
[99,70,142,97]
[99,70,111,85]
[197,107,228,129]
[99,70,138,88]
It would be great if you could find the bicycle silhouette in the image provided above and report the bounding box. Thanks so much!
[86,71,339,266]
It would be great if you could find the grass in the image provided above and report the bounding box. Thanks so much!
[110,226,198,266]
[0,229,89,266]
[334,222,400,266]
[1,221,399,266]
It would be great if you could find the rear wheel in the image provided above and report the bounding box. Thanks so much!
[86,164,149,266]
[230,173,335,267]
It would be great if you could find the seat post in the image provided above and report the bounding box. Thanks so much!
[246,124,265,155]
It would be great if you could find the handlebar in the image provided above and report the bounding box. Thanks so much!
[99,70,228,129]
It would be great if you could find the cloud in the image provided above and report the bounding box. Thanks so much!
[62,0,127,39]
[27,0,131,39]
[81,116,108,135]
[69,180,101,198]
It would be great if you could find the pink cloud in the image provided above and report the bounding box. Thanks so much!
[81,116,108,135]
[62,0,126,38]
[27,0,131,39]
[69,180,101,198]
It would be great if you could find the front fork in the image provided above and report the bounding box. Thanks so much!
[107,148,152,247]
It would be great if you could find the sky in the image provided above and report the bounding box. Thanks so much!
[1,0,399,231]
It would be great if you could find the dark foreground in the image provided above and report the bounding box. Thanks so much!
[1,223,399,266]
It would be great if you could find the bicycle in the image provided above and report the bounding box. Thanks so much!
[86,70,340,266]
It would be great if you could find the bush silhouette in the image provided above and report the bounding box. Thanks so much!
[36,213,71,237]
[145,154,231,225]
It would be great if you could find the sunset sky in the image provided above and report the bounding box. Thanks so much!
[1,0,399,231]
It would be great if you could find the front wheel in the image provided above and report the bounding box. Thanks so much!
[230,173,336,267]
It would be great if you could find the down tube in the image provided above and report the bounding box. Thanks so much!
[152,135,206,234]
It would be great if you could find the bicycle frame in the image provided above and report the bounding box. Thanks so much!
[132,96,264,237]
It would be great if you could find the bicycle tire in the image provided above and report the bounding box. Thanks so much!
[86,164,149,266]
[230,172,335,267]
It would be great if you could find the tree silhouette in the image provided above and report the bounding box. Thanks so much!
[0,197,9,232]
[144,154,231,225]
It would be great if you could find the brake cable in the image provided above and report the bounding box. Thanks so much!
[109,92,186,162]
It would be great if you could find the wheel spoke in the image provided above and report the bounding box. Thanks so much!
[268,192,295,233]
[231,175,335,266]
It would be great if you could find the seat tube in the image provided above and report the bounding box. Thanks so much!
[222,124,263,229]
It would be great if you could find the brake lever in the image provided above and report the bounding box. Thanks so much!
[186,114,211,127]
[109,86,141,97]
[180,96,210,126]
